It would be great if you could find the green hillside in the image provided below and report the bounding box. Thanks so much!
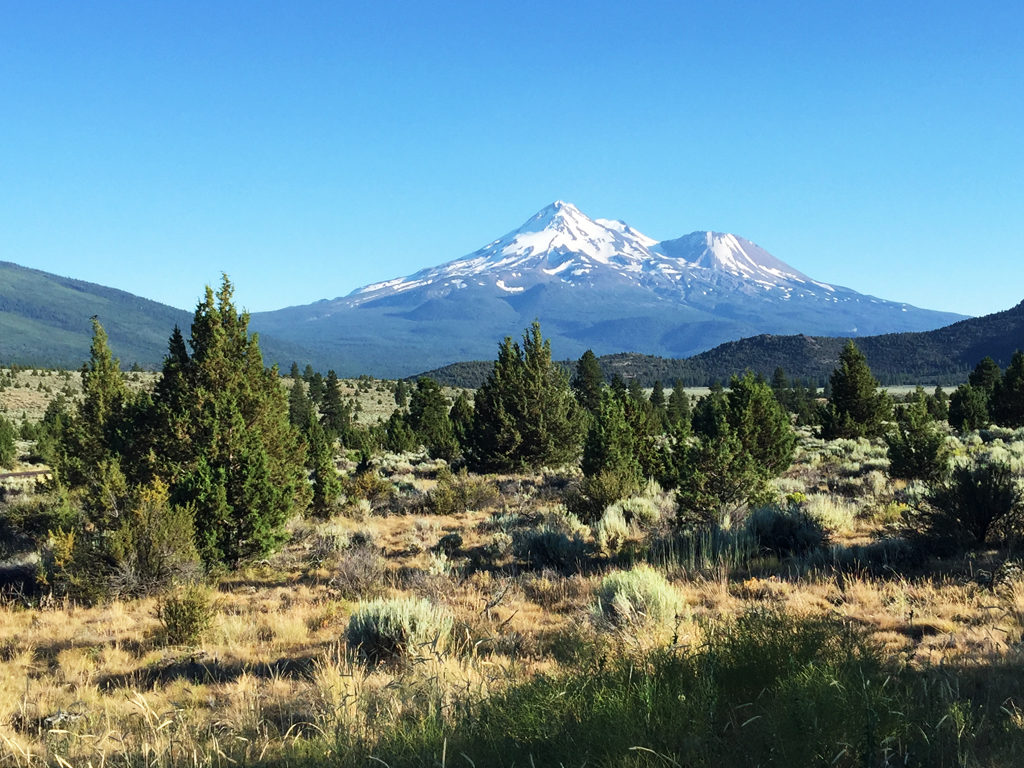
[0,262,311,370]
[419,300,1024,387]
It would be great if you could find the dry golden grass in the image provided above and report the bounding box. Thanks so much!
[3,423,1024,764]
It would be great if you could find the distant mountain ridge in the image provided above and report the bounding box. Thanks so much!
[252,201,965,376]
[0,261,311,370]
[418,299,1024,388]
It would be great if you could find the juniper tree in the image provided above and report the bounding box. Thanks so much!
[150,277,310,566]
[468,322,582,472]
[949,383,989,432]
[992,350,1024,428]
[0,414,15,469]
[819,340,891,439]
[449,391,474,451]
[408,377,457,460]
[572,349,604,414]
[885,398,950,484]
[306,411,341,517]
[666,380,691,429]
[320,370,353,442]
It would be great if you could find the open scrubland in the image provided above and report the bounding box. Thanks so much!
[2,420,1024,765]
[3,295,1024,766]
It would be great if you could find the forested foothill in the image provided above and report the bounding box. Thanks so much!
[4,280,1024,766]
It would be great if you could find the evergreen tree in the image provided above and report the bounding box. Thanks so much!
[380,410,417,454]
[394,380,410,408]
[308,371,325,406]
[770,366,788,392]
[151,277,310,566]
[449,392,474,451]
[0,414,15,469]
[968,356,1002,395]
[468,322,582,472]
[649,379,667,424]
[666,380,691,429]
[726,372,796,477]
[320,370,353,442]
[948,383,989,432]
[819,340,891,439]
[582,388,641,486]
[572,350,604,414]
[408,377,457,460]
[288,370,313,431]
[306,411,341,517]
[885,399,950,484]
[928,385,950,422]
[992,350,1024,428]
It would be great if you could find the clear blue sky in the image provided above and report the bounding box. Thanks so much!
[2,1,1022,317]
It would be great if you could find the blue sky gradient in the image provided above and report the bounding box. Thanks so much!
[2,1,1021,317]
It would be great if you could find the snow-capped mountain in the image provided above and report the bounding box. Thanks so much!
[349,201,831,305]
[251,202,967,377]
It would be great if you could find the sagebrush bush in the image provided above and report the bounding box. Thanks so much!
[593,504,629,556]
[593,565,682,628]
[923,455,1024,548]
[424,467,499,515]
[345,597,453,665]
[746,504,828,557]
[566,468,637,523]
[614,496,661,527]
[156,584,214,646]
[331,543,386,599]
[803,493,857,534]
[513,524,587,569]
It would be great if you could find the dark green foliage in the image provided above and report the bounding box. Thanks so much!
[393,380,410,407]
[448,391,473,449]
[149,277,310,566]
[319,370,353,442]
[407,377,457,460]
[928,385,950,421]
[820,340,892,439]
[571,349,603,413]
[581,389,641,484]
[379,411,417,454]
[666,379,691,428]
[56,318,130,491]
[156,584,215,646]
[726,372,795,476]
[468,322,582,472]
[287,372,313,431]
[0,414,15,469]
[307,412,341,517]
[948,383,989,431]
[885,400,950,483]
[992,350,1024,427]
[572,389,644,521]
[968,355,1002,394]
[746,504,828,557]
[923,457,1024,548]
[648,379,667,426]
[670,375,793,528]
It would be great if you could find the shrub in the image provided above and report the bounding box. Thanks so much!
[746,505,828,557]
[614,496,661,527]
[331,544,386,599]
[513,510,589,569]
[802,493,858,534]
[566,468,637,523]
[157,584,214,646]
[593,505,629,556]
[424,467,499,516]
[346,597,453,665]
[593,565,682,628]
[922,456,1024,548]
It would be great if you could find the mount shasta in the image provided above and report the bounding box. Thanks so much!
[251,202,965,376]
